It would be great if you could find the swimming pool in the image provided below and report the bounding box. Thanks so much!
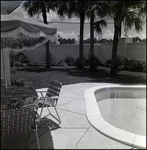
[84,84,146,149]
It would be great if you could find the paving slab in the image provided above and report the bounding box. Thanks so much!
[77,126,132,149]
[60,90,84,99]
[50,128,88,149]
[59,110,90,128]
[58,100,86,115]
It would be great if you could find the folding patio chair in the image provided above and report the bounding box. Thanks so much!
[1,103,40,149]
[36,79,62,123]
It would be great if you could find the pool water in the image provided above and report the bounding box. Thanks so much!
[95,87,146,136]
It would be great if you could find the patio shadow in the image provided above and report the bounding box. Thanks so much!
[1,117,60,149]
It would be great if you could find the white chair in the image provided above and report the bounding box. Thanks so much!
[36,79,62,123]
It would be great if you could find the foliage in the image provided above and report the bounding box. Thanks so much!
[83,38,113,44]
[75,58,84,69]
[27,61,46,67]
[10,67,31,86]
[97,1,146,75]
[132,36,146,43]
[64,56,75,66]
[128,58,146,72]
[23,96,38,106]
[103,56,146,72]
[14,52,29,63]
[1,92,37,110]
[105,58,111,67]
[58,38,76,44]
[84,54,102,68]
[9,52,30,67]
[75,54,102,69]
[2,33,46,51]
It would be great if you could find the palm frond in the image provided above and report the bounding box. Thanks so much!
[94,19,107,34]
[124,10,144,32]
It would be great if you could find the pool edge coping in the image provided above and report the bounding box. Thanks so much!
[84,84,146,149]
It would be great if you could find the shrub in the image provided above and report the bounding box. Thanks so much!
[64,56,75,66]
[120,56,130,70]
[90,56,101,70]
[84,54,102,69]
[105,58,111,67]
[9,52,30,67]
[106,56,146,72]
[10,67,31,86]
[128,58,146,72]
[75,58,84,69]
[14,52,29,63]
[75,55,102,69]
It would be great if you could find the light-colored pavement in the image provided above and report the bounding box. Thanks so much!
[1,83,141,149]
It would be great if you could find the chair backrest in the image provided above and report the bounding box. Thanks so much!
[1,104,38,138]
[46,79,62,97]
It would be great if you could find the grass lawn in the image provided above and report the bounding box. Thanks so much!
[16,66,146,89]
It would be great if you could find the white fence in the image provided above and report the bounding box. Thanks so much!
[22,39,146,64]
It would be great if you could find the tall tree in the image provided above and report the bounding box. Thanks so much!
[22,0,56,68]
[86,2,107,70]
[108,1,145,76]
[56,1,88,69]
[87,1,145,74]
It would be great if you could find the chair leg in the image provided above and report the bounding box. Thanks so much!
[35,124,40,149]
[39,98,47,119]
[46,106,51,115]
[46,106,61,123]
[54,106,61,123]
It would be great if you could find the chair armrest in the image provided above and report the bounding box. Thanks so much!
[46,96,59,100]
[22,103,39,109]
[36,96,59,107]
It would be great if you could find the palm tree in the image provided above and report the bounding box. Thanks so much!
[22,0,56,68]
[108,1,146,76]
[87,1,145,74]
[86,2,107,70]
[56,1,88,69]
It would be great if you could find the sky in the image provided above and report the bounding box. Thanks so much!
[2,1,146,40]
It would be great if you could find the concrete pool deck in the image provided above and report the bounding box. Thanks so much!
[1,83,146,149]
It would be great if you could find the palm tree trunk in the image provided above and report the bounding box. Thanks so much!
[42,5,50,68]
[110,21,120,76]
[46,41,50,68]
[11,50,14,67]
[79,12,85,69]
[90,11,94,71]
[118,25,121,37]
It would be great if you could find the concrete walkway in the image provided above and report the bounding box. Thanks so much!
[2,83,139,149]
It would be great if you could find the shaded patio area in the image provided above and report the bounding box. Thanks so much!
[2,83,139,149]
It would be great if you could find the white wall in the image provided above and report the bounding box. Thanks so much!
[98,44,112,61]
[22,39,146,64]
[127,43,146,61]
[23,44,100,63]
